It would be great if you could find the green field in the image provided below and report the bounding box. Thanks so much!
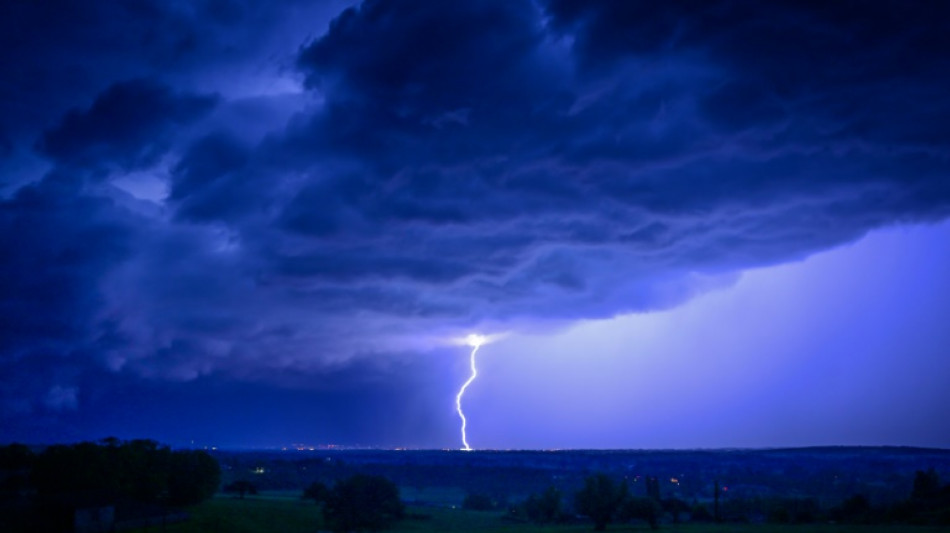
[129,493,950,533]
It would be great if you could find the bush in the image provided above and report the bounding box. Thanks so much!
[303,481,329,503]
[462,492,495,511]
[830,494,872,523]
[323,474,404,532]
[574,473,627,531]
[619,497,662,530]
[524,486,564,524]
[223,480,259,499]
[167,450,220,506]
[691,503,713,522]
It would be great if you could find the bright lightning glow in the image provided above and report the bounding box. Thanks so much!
[465,334,486,348]
[455,334,485,451]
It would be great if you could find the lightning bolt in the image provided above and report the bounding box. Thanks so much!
[456,334,485,451]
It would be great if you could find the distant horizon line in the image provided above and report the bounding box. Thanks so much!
[214,444,950,452]
[9,440,948,453]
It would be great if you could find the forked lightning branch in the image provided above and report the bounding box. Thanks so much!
[455,334,486,451]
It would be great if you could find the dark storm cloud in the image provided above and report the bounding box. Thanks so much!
[37,79,218,172]
[2,1,207,140]
[3,0,950,422]
[169,132,256,221]
[269,0,950,313]
[0,175,138,417]
[0,178,134,354]
[0,0,346,154]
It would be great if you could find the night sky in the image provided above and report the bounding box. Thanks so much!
[2,0,950,450]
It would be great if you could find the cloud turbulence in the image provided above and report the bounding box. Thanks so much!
[2,0,949,445]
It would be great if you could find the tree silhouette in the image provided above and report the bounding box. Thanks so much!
[0,443,34,498]
[663,497,690,523]
[524,485,563,524]
[574,473,627,531]
[830,493,871,523]
[714,479,721,522]
[462,492,495,511]
[223,480,258,499]
[913,469,941,500]
[30,439,218,507]
[645,476,660,501]
[0,443,35,471]
[167,449,220,505]
[619,496,662,530]
[323,474,404,533]
[303,481,329,504]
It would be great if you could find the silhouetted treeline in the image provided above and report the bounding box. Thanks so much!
[1,439,219,532]
[206,448,950,528]
[0,438,219,506]
[31,438,219,506]
[213,447,950,507]
[697,468,950,526]
[514,470,950,530]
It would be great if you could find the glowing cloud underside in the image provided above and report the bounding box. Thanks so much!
[456,334,485,451]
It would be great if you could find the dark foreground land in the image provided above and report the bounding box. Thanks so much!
[132,493,950,533]
[5,444,950,532]
[200,446,950,531]
[215,447,950,509]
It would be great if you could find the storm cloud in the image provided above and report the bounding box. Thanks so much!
[2,0,949,432]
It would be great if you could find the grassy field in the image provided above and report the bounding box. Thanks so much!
[140,493,322,533]
[401,485,470,506]
[128,493,950,533]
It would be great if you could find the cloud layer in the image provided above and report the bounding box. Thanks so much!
[2,0,949,422]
